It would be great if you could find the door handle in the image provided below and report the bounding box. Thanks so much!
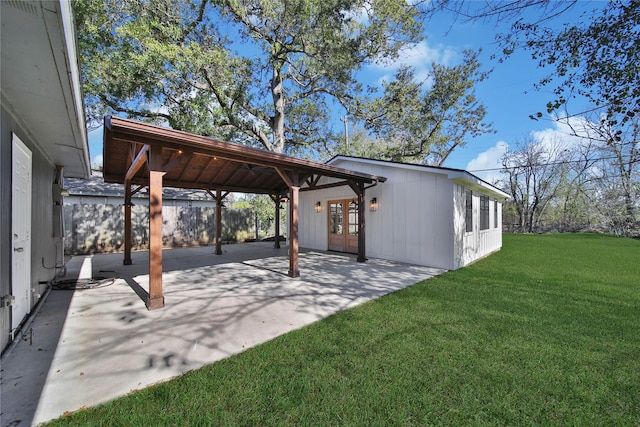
[14,247,24,253]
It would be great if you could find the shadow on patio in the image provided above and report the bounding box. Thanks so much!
[0,243,445,426]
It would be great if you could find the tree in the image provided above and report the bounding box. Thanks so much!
[424,0,639,126]
[500,137,569,233]
[351,49,493,166]
[569,116,640,236]
[74,0,424,153]
[547,137,600,233]
[232,194,281,240]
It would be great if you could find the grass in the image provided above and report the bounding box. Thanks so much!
[49,233,639,426]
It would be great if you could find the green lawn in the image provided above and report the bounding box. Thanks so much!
[49,233,639,426]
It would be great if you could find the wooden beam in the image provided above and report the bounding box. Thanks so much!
[131,184,145,196]
[300,180,353,192]
[125,144,149,182]
[147,145,165,310]
[123,181,132,265]
[125,175,287,195]
[274,167,293,188]
[304,174,322,188]
[348,180,361,196]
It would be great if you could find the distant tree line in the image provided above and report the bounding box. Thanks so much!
[499,116,639,237]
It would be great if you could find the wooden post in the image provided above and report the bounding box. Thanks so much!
[357,184,366,263]
[274,194,281,249]
[123,181,132,265]
[147,146,165,309]
[288,183,300,277]
[215,188,223,255]
[349,181,367,263]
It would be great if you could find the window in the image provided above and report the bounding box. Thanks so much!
[480,195,490,230]
[465,189,473,232]
[494,199,499,228]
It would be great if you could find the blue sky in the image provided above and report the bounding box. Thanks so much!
[356,1,604,183]
[88,1,604,184]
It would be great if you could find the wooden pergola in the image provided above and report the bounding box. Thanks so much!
[103,116,386,309]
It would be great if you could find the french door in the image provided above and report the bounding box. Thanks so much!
[328,199,358,253]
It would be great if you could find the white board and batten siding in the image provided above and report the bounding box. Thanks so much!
[452,183,504,269]
[299,157,509,271]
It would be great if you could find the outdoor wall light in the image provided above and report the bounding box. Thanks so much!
[314,201,322,213]
[369,197,378,212]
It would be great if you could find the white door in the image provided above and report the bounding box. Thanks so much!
[12,134,32,328]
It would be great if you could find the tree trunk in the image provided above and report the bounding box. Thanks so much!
[271,59,286,154]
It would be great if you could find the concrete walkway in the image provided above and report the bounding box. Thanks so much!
[1,243,445,426]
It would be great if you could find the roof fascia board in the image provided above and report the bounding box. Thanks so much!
[45,0,91,177]
[328,155,461,177]
[329,155,509,199]
[452,175,511,199]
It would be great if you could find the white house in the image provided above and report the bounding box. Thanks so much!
[299,156,510,271]
[1,0,90,351]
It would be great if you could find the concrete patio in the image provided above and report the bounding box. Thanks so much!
[1,243,445,426]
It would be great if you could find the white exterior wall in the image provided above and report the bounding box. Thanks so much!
[453,184,504,269]
[299,159,457,270]
[300,157,507,271]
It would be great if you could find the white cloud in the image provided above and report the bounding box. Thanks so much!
[464,116,601,186]
[466,141,509,184]
[530,116,593,153]
[370,40,458,85]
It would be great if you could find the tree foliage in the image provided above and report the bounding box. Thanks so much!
[425,0,639,125]
[510,0,640,126]
[352,49,493,166]
[75,0,424,154]
[232,194,282,239]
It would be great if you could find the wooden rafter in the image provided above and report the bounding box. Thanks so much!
[176,152,196,183]
[163,149,187,174]
[194,157,215,183]
[125,144,149,182]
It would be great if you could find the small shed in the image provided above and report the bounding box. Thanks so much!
[299,156,510,270]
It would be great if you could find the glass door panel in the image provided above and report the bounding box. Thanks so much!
[348,200,358,235]
[330,202,344,234]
